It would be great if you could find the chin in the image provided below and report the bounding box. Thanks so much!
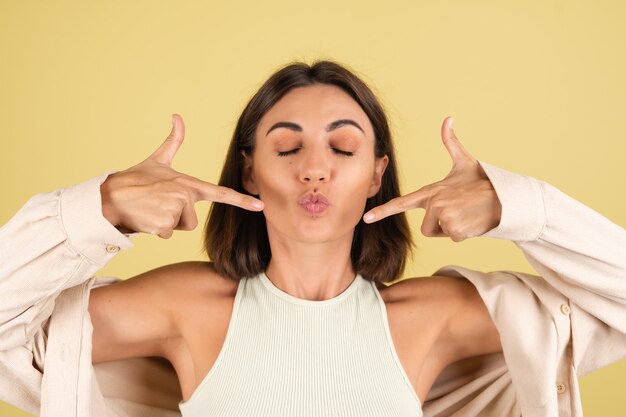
[287,219,359,244]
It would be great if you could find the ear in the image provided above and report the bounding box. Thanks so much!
[367,155,389,198]
[241,150,260,195]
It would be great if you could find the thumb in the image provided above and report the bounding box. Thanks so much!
[149,114,186,166]
[440,116,473,169]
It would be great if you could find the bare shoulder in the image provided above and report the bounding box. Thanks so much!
[377,274,473,306]
[380,274,502,366]
[106,260,239,311]
[160,261,239,306]
[377,275,471,342]
[139,261,240,329]
[145,261,239,297]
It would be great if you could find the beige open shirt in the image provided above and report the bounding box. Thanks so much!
[1,161,625,417]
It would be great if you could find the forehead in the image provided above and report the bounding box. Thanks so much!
[256,84,374,138]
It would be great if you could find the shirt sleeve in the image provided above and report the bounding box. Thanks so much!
[476,160,626,339]
[476,160,626,378]
[0,172,137,351]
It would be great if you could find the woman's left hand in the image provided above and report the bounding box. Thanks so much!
[363,117,502,242]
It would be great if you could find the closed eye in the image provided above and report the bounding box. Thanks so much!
[276,148,354,157]
[277,148,301,157]
[333,148,354,157]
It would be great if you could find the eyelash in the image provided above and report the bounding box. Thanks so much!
[277,148,354,157]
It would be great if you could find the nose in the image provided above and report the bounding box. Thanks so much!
[299,149,331,184]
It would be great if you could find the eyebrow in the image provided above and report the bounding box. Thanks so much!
[265,119,365,136]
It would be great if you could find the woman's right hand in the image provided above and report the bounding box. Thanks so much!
[100,114,264,239]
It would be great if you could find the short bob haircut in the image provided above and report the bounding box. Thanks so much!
[203,60,413,285]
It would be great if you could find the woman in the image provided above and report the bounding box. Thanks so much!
[1,60,625,417]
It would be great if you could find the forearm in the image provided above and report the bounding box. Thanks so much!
[478,161,626,322]
[0,172,136,350]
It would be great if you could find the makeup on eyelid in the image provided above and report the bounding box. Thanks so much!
[273,138,359,157]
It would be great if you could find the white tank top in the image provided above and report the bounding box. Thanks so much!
[178,272,423,417]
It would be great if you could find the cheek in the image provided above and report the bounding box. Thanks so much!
[253,169,291,218]
[336,166,374,222]
[338,197,368,232]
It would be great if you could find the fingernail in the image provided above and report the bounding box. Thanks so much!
[172,115,176,127]
[363,212,375,222]
[252,200,263,209]
[449,117,454,129]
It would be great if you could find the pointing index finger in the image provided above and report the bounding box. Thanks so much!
[185,176,264,211]
[363,186,433,223]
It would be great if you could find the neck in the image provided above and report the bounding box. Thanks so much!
[264,229,357,301]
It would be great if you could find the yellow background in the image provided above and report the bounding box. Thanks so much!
[1,1,625,415]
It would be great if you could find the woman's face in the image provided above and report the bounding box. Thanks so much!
[243,84,388,245]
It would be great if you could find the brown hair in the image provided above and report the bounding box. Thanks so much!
[203,60,413,285]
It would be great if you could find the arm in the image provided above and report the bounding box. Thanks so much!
[1,114,263,364]
[476,160,626,374]
[0,172,135,351]
[434,158,626,363]
[89,261,191,364]
[479,160,626,312]
[0,115,264,416]
[426,160,626,416]
[365,117,626,414]
[1,114,261,357]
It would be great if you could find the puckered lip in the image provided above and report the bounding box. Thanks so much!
[298,191,330,206]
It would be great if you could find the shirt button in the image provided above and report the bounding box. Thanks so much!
[560,304,571,315]
[556,382,566,394]
[106,244,120,253]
